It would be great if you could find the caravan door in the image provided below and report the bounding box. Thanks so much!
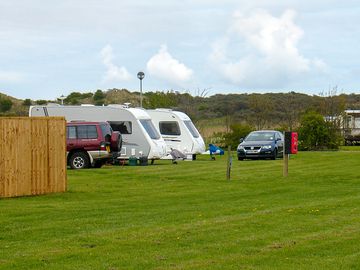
[158,121,182,152]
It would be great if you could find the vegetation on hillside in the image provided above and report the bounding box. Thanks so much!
[0,93,28,116]
[0,95,13,113]
[1,87,357,149]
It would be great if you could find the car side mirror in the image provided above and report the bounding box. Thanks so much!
[239,138,244,143]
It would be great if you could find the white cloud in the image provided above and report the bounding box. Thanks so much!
[100,45,131,83]
[210,9,327,88]
[146,44,193,86]
[0,71,23,83]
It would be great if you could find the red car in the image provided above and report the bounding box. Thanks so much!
[66,121,122,169]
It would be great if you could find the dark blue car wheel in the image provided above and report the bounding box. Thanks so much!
[272,148,277,160]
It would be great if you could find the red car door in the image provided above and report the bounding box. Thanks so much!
[76,125,101,158]
[66,125,77,151]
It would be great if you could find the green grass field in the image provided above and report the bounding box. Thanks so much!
[1,151,360,269]
[340,145,360,151]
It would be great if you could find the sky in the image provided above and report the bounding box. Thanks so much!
[1,0,360,100]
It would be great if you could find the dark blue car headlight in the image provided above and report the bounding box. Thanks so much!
[261,145,272,150]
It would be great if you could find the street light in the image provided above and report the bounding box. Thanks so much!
[59,95,65,105]
[137,71,145,108]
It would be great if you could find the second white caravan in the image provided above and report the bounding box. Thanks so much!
[30,105,167,160]
[147,109,205,159]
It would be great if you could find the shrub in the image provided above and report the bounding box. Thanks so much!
[0,97,13,112]
[93,90,105,105]
[298,111,342,150]
[22,99,32,106]
[35,100,47,105]
[63,92,94,105]
[221,124,254,149]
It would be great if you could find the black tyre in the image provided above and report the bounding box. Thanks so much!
[69,152,90,169]
[93,160,104,168]
[271,149,277,160]
[238,156,244,161]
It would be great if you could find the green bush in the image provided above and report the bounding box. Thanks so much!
[64,91,94,105]
[221,124,254,149]
[22,99,32,106]
[35,99,48,105]
[298,111,342,150]
[93,90,105,105]
[144,91,178,108]
[0,97,13,112]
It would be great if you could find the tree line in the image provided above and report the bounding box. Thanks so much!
[1,88,359,150]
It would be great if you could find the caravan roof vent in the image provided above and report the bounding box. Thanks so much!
[155,108,173,111]
[108,104,126,108]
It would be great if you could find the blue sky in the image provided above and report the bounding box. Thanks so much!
[1,0,360,99]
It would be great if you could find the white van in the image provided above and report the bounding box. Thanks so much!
[147,109,205,159]
[29,105,167,160]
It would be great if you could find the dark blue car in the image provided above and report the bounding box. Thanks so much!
[237,130,284,160]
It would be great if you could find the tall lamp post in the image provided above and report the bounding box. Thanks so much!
[59,95,65,105]
[137,71,145,108]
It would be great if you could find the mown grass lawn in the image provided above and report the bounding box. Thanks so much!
[340,145,360,151]
[1,151,360,269]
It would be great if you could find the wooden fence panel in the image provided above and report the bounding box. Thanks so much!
[31,119,49,195]
[0,117,66,198]
[15,119,32,197]
[3,119,17,197]
[0,119,4,196]
[48,119,67,193]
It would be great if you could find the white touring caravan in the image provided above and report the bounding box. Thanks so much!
[147,109,205,159]
[29,105,167,160]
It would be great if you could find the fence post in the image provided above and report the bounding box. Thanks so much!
[283,154,289,177]
[226,146,232,180]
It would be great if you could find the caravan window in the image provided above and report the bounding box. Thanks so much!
[109,121,132,134]
[140,119,160,140]
[159,121,181,136]
[184,120,200,138]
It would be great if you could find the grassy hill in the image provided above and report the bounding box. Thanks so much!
[1,151,360,269]
[2,89,360,144]
[0,92,29,116]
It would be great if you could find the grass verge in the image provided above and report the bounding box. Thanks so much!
[1,151,360,269]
